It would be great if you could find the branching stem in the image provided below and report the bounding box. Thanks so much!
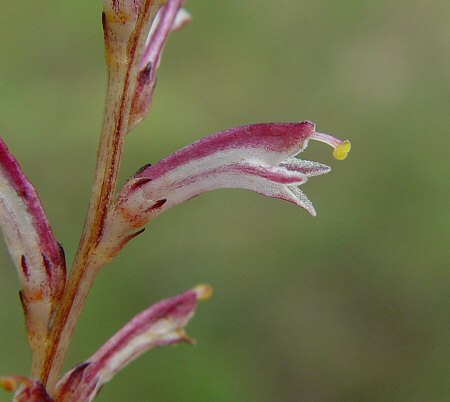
[41,1,163,393]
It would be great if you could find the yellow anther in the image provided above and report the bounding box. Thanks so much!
[0,377,17,392]
[0,376,27,393]
[194,284,213,301]
[333,140,351,160]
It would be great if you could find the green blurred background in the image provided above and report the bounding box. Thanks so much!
[1,1,449,401]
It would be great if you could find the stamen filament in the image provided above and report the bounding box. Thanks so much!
[310,132,351,160]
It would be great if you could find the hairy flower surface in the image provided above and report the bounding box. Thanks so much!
[0,138,66,376]
[0,287,209,402]
[130,0,190,128]
[53,285,211,402]
[98,121,350,258]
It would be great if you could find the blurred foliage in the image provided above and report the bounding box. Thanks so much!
[1,1,450,401]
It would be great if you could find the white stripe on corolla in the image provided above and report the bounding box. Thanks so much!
[0,138,66,377]
[130,0,188,129]
[95,121,346,261]
[54,286,210,402]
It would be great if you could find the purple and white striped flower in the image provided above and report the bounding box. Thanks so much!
[102,0,189,129]
[0,138,66,377]
[0,286,210,402]
[98,121,350,258]
[53,285,211,402]
[129,0,190,129]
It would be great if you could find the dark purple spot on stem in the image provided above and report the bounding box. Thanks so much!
[21,255,30,280]
[42,253,52,279]
[56,361,92,399]
[126,227,146,242]
[133,163,152,177]
[144,61,152,74]
[137,62,152,85]
[144,199,167,213]
[18,290,27,312]
[57,242,65,262]
[57,242,67,276]
[128,177,152,192]
[118,228,146,252]
[101,12,108,39]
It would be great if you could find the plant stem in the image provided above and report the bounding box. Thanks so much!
[41,2,163,393]
[42,63,131,392]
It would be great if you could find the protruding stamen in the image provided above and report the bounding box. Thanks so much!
[310,132,351,161]
[194,284,213,301]
[0,377,17,392]
[0,376,28,392]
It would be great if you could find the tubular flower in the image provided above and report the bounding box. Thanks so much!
[129,0,190,129]
[0,286,210,402]
[98,121,350,258]
[0,138,66,377]
[53,285,211,402]
[102,0,189,129]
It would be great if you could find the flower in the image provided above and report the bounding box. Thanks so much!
[0,138,66,377]
[97,121,351,259]
[53,285,211,402]
[102,0,189,130]
[130,1,191,129]
[1,286,210,402]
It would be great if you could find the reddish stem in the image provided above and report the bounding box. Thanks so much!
[41,1,164,393]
